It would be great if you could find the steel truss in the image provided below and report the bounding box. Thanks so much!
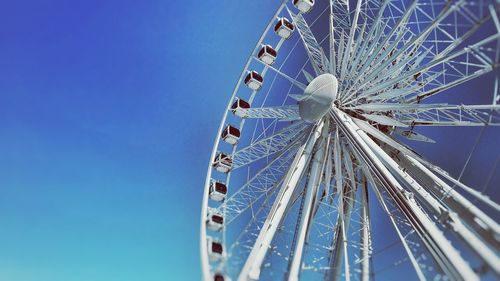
[201,1,500,280]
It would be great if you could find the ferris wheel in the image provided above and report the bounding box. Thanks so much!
[200,0,500,280]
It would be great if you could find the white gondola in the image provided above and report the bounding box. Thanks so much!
[206,209,224,232]
[213,152,232,173]
[293,0,314,13]
[213,272,231,281]
[258,45,277,65]
[231,97,250,118]
[221,125,241,145]
[244,71,263,91]
[209,180,227,202]
[207,237,224,262]
[274,17,294,39]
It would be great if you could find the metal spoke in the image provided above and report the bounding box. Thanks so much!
[238,121,325,281]
[219,144,299,224]
[238,105,301,121]
[287,7,330,75]
[232,121,308,169]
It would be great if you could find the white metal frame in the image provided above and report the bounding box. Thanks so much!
[201,1,500,280]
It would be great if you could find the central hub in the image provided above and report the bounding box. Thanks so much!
[298,73,338,122]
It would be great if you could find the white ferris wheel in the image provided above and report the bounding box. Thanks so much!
[200,0,500,280]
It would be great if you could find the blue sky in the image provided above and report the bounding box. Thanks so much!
[0,1,279,280]
[0,1,498,281]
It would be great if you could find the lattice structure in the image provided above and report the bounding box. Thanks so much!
[200,1,500,281]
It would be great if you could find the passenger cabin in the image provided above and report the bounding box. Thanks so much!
[244,71,263,91]
[258,45,277,65]
[231,98,250,118]
[213,273,229,281]
[207,237,224,261]
[213,152,232,173]
[209,180,227,202]
[274,17,294,39]
[221,125,241,145]
[293,0,314,13]
[206,209,224,232]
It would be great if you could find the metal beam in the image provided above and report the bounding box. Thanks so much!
[287,7,329,75]
[238,105,301,121]
[326,130,357,281]
[287,120,330,281]
[359,175,371,281]
[232,121,307,169]
[361,134,500,277]
[396,153,500,273]
[330,107,479,281]
[238,121,325,281]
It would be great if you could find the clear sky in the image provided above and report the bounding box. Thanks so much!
[0,0,277,280]
[0,1,498,281]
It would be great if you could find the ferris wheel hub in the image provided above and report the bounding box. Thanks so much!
[298,73,338,122]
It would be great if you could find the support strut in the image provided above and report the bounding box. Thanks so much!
[238,121,325,281]
[330,108,479,281]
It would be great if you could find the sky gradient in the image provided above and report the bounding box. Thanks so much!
[0,1,278,280]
